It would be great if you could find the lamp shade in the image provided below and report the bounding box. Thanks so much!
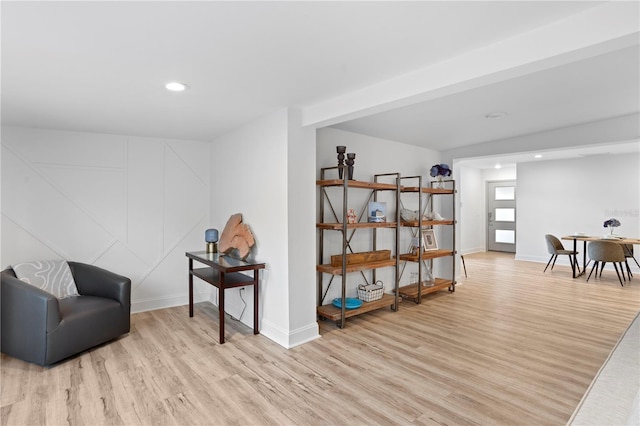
[205,228,219,243]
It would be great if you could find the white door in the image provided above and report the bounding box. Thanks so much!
[487,181,516,253]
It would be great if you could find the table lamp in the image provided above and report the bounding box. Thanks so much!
[205,228,219,253]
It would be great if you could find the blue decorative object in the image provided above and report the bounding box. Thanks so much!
[332,297,363,309]
[205,228,219,243]
[603,218,621,235]
[429,163,452,178]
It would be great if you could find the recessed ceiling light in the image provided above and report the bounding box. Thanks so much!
[165,81,189,92]
[494,164,502,169]
[534,154,543,159]
[485,111,508,119]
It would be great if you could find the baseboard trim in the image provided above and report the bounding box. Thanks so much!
[260,318,320,349]
[133,294,320,349]
[460,247,485,256]
[131,291,211,314]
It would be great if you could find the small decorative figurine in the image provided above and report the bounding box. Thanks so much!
[347,209,357,224]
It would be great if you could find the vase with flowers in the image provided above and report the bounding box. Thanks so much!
[430,163,452,188]
[603,218,621,236]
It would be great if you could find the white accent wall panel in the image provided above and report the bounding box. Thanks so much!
[1,127,211,313]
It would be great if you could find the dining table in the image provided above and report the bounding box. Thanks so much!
[561,235,640,278]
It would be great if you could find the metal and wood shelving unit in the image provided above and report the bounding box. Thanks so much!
[397,177,456,302]
[316,166,400,328]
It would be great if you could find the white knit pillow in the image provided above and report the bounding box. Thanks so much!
[12,260,79,299]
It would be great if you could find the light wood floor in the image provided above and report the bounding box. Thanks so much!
[2,252,640,425]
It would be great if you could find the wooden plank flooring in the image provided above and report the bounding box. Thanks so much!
[2,252,639,425]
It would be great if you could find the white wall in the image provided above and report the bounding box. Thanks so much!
[1,126,213,312]
[483,167,517,182]
[2,116,320,350]
[210,109,319,348]
[286,109,319,343]
[454,152,639,273]
[458,167,484,255]
[316,127,447,301]
[517,153,640,268]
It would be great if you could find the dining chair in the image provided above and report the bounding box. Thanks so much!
[544,234,580,274]
[586,241,627,286]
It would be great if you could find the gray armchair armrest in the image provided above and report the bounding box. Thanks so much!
[67,262,131,308]
[1,269,61,365]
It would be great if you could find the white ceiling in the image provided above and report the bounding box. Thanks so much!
[2,1,639,169]
[332,46,639,150]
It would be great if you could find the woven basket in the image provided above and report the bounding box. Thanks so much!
[357,281,384,302]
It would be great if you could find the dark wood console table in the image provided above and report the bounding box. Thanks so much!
[186,251,265,344]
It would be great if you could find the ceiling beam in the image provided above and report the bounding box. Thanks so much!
[302,2,640,129]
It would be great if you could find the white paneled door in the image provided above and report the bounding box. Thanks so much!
[487,180,516,253]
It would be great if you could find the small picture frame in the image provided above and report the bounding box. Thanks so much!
[422,229,438,250]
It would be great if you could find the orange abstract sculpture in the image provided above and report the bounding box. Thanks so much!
[218,213,256,259]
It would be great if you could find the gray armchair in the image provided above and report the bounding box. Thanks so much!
[1,262,131,366]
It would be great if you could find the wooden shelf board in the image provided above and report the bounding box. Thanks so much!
[397,279,453,299]
[400,220,454,227]
[401,186,454,194]
[317,293,396,321]
[316,180,453,193]
[191,268,254,288]
[316,179,398,191]
[317,258,398,274]
[398,250,454,261]
[317,222,398,230]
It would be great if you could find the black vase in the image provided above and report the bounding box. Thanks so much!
[346,153,356,180]
[336,146,346,179]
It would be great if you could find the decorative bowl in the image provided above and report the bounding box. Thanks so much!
[332,297,363,309]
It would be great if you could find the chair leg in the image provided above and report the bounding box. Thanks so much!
[622,246,640,269]
[599,262,606,277]
[625,260,633,279]
[613,263,624,286]
[551,255,558,270]
[461,255,467,278]
[587,261,598,282]
[544,255,554,273]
